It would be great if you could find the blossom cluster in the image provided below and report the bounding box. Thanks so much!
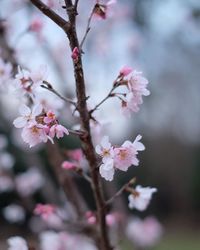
[13,104,69,147]
[118,66,150,116]
[95,134,145,181]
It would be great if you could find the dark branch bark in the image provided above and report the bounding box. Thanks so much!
[30,0,71,32]
[63,1,113,249]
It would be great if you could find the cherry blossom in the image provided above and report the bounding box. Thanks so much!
[119,66,133,77]
[126,217,163,248]
[114,135,145,171]
[21,122,51,147]
[14,65,47,96]
[128,185,157,211]
[7,236,28,250]
[13,104,43,128]
[43,110,56,124]
[34,204,56,220]
[49,124,69,139]
[99,159,115,181]
[118,69,150,115]
[96,135,144,180]
[61,161,77,170]
[128,70,150,96]
[95,136,114,163]
[85,211,97,225]
[67,149,83,162]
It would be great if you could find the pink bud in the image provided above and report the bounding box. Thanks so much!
[85,211,96,225]
[61,161,77,170]
[71,47,79,61]
[34,204,55,220]
[30,18,43,33]
[67,149,83,162]
[120,66,133,77]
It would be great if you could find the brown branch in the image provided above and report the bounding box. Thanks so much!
[63,1,113,249]
[30,0,71,32]
[74,0,79,10]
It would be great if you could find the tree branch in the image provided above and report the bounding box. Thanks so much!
[30,0,71,32]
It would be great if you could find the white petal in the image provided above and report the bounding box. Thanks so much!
[101,136,110,149]
[95,145,102,155]
[13,117,27,128]
[99,163,114,181]
[19,104,31,116]
[32,104,43,116]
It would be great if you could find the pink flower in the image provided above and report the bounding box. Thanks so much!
[128,185,157,211]
[114,135,145,171]
[126,217,163,248]
[106,213,117,227]
[21,122,51,147]
[30,17,43,33]
[49,124,69,139]
[67,149,83,162]
[44,110,56,124]
[61,161,77,170]
[128,70,150,96]
[71,47,79,62]
[120,66,133,77]
[121,92,141,116]
[34,204,55,220]
[13,104,42,128]
[14,65,47,95]
[14,66,32,94]
[85,211,96,225]
[95,136,114,163]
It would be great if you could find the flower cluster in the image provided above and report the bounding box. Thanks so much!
[116,66,150,116]
[95,135,145,181]
[13,104,69,147]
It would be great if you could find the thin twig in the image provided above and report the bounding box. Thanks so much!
[41,81,76,106]
[105,177,136,206]
[89,85,116,114]
[74,0,79,10]
[80,10,94,50]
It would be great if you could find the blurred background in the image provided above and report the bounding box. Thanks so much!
[0,0,200,249]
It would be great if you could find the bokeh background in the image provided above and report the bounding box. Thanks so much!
[0,0,200,249]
